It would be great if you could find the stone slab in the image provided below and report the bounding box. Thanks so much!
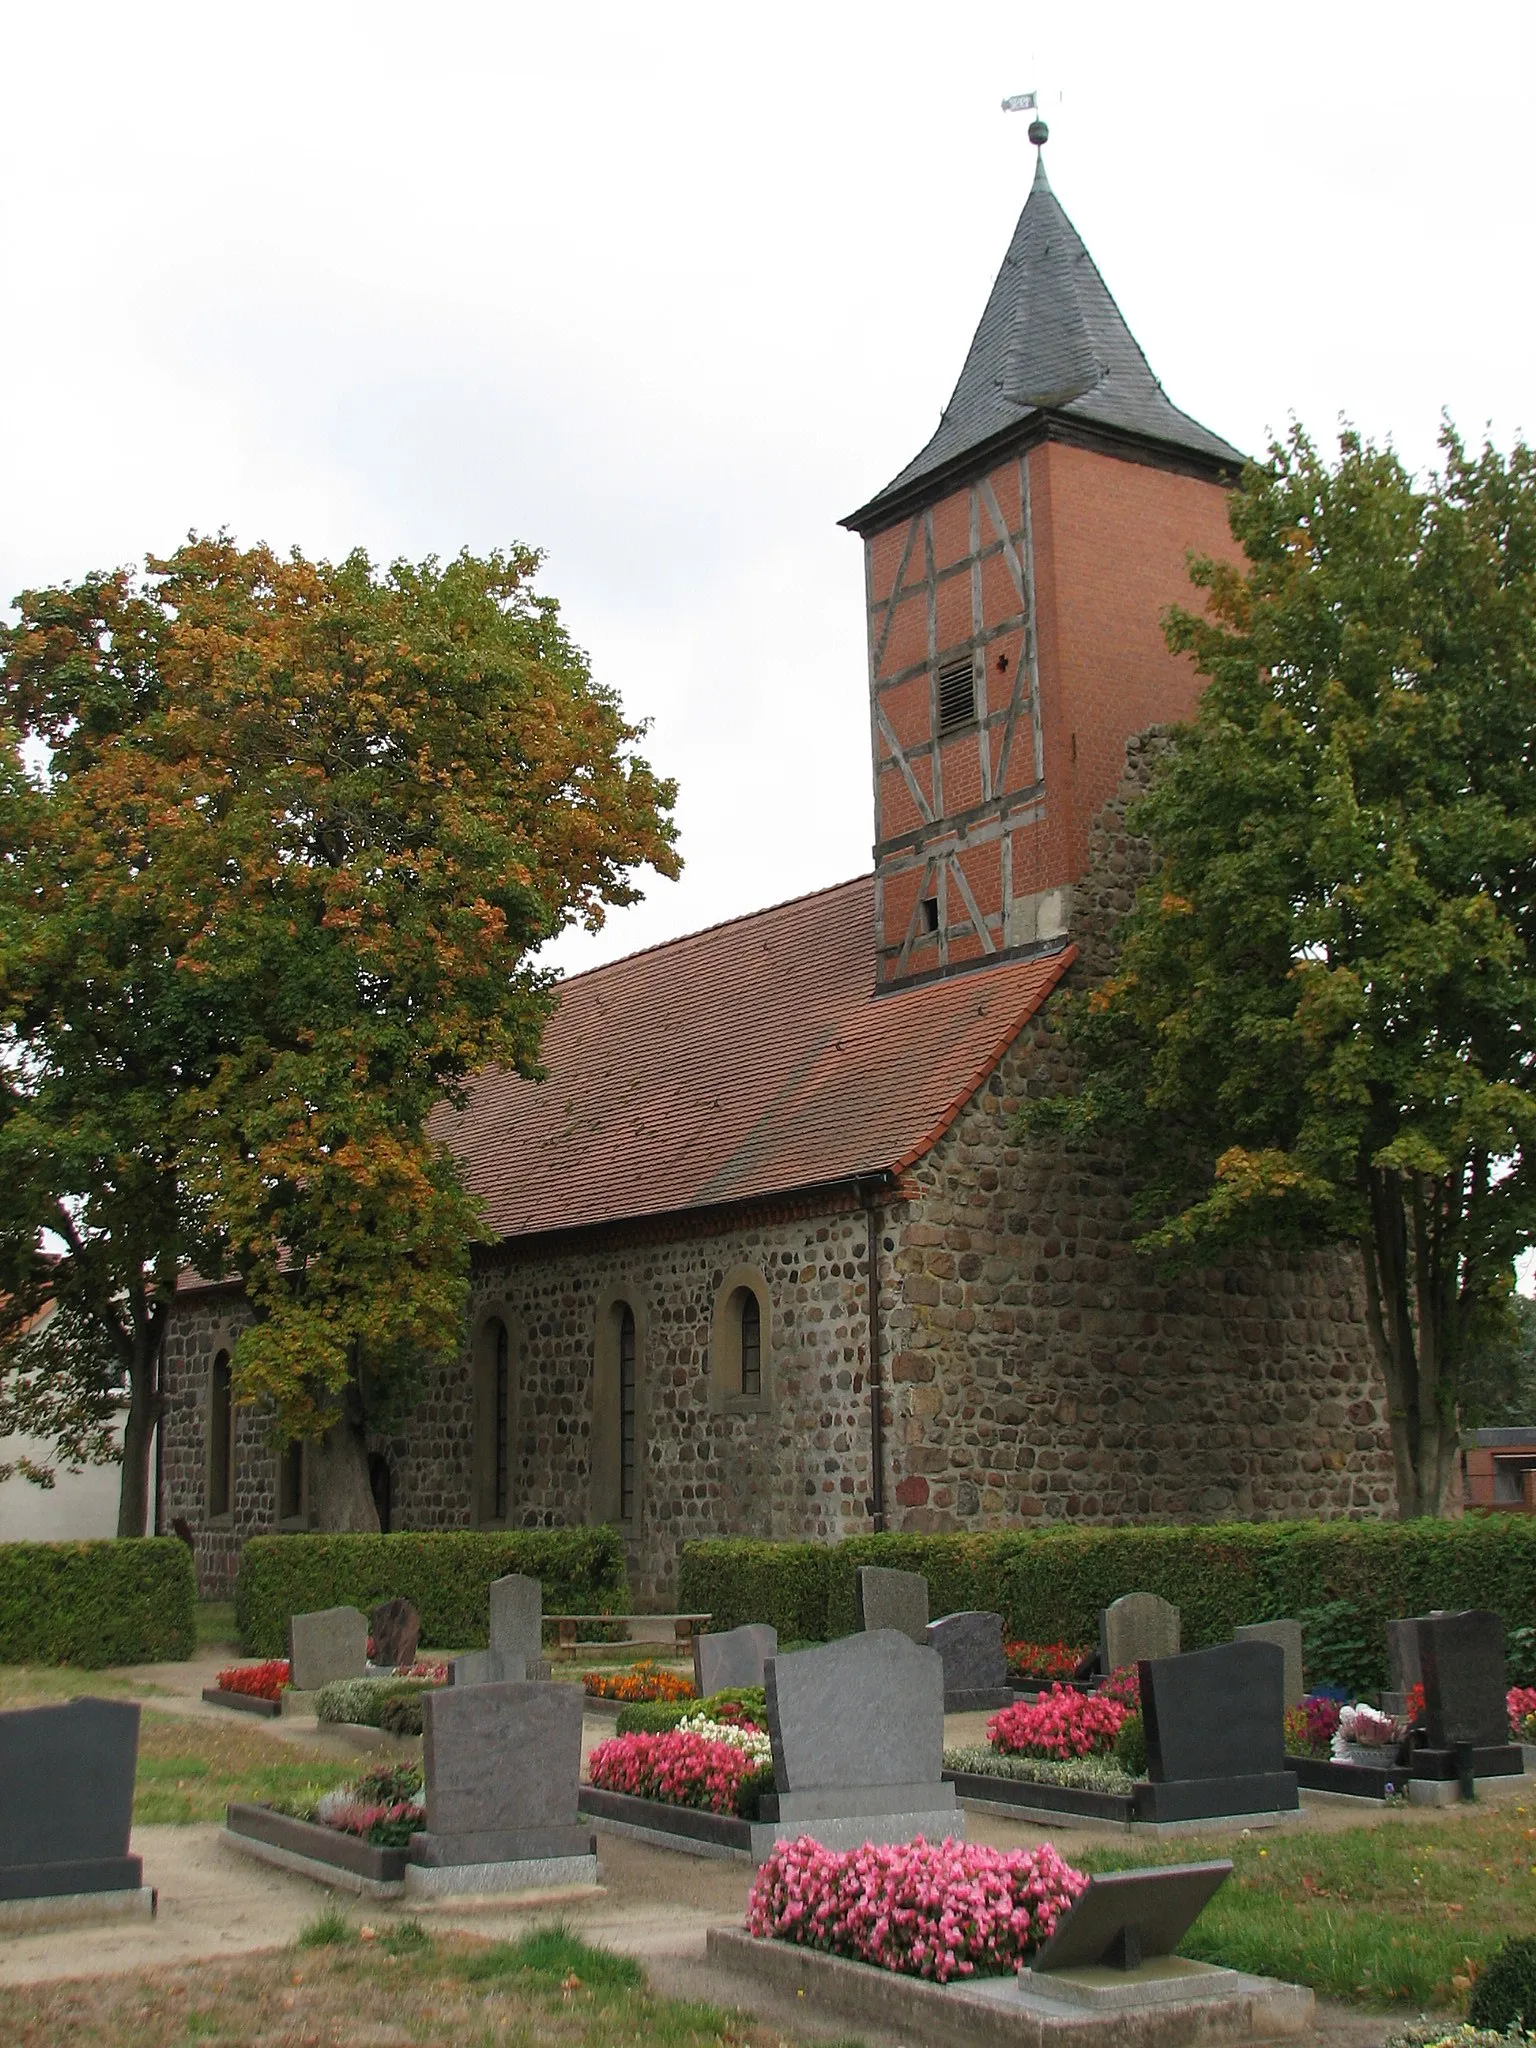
[855,1566,929,1643]
[1036,1860,1232,1972]
[225,1802,409,1885]
[0,1697,141,1898]
[369,1597,420,1672]
[1143,1641,1285,1783]
[287,1607,368,1692]
[202,1686,281,1718]
[410,1823,593,1866]
[1100,1594,1180,1672]
[1136,1773,1298,1823]
[0,1886,157,1934]
[926,1611,1008,1706]
[402,1853,598,1898]
[771,1781,958,1820]
[1018,1958,1241,2011]
[694,1623,777,1696]
[749,1809,963,1861]
[1234,1622,1304,1708]
[422,1679,582,1844]
[1416,1610,1508,1749]
[766,1630,944,1794]
[489,1574,543,1671]
[222,1826,407,1900]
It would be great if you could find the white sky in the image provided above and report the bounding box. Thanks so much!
[2,0,1532,986]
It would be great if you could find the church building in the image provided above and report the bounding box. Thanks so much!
[163,136,1396,1598]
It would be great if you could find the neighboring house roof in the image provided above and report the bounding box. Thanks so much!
[431,876,1074,1244]
[846,152,1245,532]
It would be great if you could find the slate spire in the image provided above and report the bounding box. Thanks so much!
[846,142,1243,530]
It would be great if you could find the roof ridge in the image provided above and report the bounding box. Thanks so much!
[549,872,873,992]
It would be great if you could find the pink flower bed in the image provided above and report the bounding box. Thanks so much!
[587,1728,772,1817]
[746,1835,1087,1982]
[1509,1686,1536,1740]
[1098,1664,1141,1709]
[987,1683,1127,1760]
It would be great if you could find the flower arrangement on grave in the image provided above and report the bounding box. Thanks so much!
[746,1835,1087,1982]
[674,1712,774,1765]
[1284,1694,1342,1759]
[1332,1701,1405,1760]
[314,1674,446,1729]
[1003,1639,1090,1683]
[1097,1663,1141,1708]
[309,1761,425,1848]
[986,1683,1128,1761]
[584,1660,695,1702]
[586,1727,772,1816]
[215,1659,290,1701]
[1509,1687,1536,1742]
[393,1659,449,1684]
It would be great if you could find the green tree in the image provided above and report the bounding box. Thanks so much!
[0,537,678,1531]
[1028,424,1536,1518]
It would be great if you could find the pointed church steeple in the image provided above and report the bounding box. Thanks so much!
[844,136,1246,990]
[846,143,1242,534]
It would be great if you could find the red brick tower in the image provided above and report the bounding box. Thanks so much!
[843,134,1244,987]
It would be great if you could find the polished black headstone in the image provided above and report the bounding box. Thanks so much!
[1416,1610,1508,1750]
[1033,1860,1233,1972]
[0,1698,142,1898]
[1142,1641,1285,1782]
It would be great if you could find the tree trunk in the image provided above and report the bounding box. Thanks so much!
[116,1321,163,1539]
[1359,1168,1464,1521]
[309,1410,380,1532]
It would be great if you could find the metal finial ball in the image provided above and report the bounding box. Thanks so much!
[1028,118,1049,147]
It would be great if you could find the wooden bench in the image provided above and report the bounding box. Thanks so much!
[546,1613,710,1650]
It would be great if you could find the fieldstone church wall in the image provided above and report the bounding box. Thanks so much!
[160,733,1395,1600]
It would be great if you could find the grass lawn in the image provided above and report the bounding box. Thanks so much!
[0,1922,858,2048]
[196,1601,238,1651]
[1076,1799,1536,2006]
[0,1666,168,1709]
[133,1711,358,1824]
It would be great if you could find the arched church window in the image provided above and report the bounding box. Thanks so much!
[738,1290,761,1398]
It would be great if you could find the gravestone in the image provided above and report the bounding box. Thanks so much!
[924,1611,1013,1712]
[1234,1621,1304,1709]
[368,1597,420,1673]
[1387,1615,1428,1698]
[287,1606,368,1692]
[762,1629,959,1849]
[410,1680,595,1891]
[1100,1593,1180,1673]
[694,1623,777,1697]
[1137,1641,1298,1823]
[0,1699,146,1905]
[450,1573,550,1687]
[855,1566,929,1643]
[1019,1860,1238,2010]
[1416,1610,1508,1750]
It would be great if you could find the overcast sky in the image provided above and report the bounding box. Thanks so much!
[3,0,1531,980]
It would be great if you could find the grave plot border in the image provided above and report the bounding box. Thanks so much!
[1287,1746,1524,1800]
[201,1687,281,1719]
[223,1803,410,1897]
[704,1928,1314,2048]
[578,1786,755,1860]
[945,1770,1300,1829]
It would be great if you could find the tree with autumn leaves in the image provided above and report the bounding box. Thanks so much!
[0,538,677,1531]
[1031,425,1536,1518]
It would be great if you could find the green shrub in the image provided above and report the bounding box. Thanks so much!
[681,1516,1536,1691]
[377,1692,426,1738]
[236,1529,629,1656]
[1470,1938,1536,2032]
[0,1537,196,1667]
[676,1540,830,1641]
[1298,1601,1379,1694]
[1113,1710,1148,1777]
[613,1699,692,1735]
[314,1677,438,1727]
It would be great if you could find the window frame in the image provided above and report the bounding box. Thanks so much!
[591,1287,646,1528]
[709,1267,774,1415]
[471,1304,519,1529]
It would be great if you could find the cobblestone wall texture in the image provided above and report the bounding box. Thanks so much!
[161,730,1395,1600]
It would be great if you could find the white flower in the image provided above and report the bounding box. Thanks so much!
[675,1713,773,1764]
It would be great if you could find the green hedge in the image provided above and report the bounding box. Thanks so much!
[0,1538,197,1667]
[236,1528,630,1657]
[680,1517,1536,1691]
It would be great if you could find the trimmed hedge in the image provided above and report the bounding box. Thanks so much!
[236,1528,629,1657]
[679,1517,1536,1691]
[0,1538,197,1667]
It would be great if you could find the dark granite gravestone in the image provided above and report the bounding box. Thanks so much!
[855,1566,929,1644]
[924,1611,1013,1711]
[694,1623,777,1697]
[369,1597,420,1673]
[1032,1860,1234,1972]
[287,1606,368,1692]
[762,1630,959,1844]
[412,1681,591,1868]
[1416,1611,1508,1749]
[0,1699,142,1899]
[1137,1641,1298,1822]
[1100,1593,1179,1672]
[1234,1621,1303,1709]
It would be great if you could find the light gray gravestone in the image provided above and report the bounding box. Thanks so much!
[855,1565,929,1643]
[761,1629,959,1850]
[924,1611,1013,1711]
[287,1606,368,1692]
[1100,1593,1180,1673]
[450,1573,550,1687]
[694,1623,777,1697]
[1234,1621,1304,1708]
[409,1680,595,1891]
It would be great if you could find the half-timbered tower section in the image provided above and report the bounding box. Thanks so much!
[845,148,1243,988]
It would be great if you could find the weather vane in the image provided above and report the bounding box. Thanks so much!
[1002,89,1051,148]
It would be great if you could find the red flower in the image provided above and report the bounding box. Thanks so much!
[216,1660,290,1701]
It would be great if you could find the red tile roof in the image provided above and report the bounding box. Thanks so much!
[431,876,1073,1243]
